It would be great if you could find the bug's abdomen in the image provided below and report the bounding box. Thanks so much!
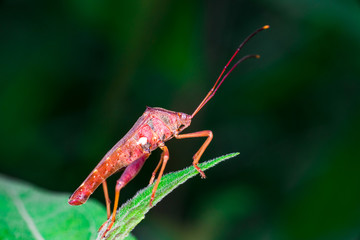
[68,137,149,205]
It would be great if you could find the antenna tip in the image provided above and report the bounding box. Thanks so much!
[255,54,261,59]
[263,25,270,29]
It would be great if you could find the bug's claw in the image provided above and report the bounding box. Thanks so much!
[194,164,206,179]
[99,216,116,238]
[199,170,206,179]
[149,194,155,206]
[102,221,114,238]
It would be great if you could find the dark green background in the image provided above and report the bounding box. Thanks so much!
[1,0,359,239]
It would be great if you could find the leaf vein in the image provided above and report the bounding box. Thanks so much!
[8,189,45,240]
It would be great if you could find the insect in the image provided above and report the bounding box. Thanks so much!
[69,25,269,237]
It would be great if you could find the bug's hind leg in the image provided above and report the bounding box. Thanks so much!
[101,153,150,237]
[102,181,111,219]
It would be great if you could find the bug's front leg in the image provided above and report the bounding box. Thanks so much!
[175,130,213,178]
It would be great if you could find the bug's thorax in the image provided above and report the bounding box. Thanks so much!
[145,106,192,137]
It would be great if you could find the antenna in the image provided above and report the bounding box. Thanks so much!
[191,25,269,118]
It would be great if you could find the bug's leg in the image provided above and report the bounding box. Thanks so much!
[102,181,111,219]
[101,153,150,237]
[149,144,169,206]
[175,130,213,179]
[149,156,163,185]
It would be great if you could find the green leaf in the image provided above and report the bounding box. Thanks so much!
[0,174,107,240]
[99,152,240,240]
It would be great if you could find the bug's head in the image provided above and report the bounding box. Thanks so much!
[176,112,192,132]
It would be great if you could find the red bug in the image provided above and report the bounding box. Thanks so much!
[69,25,269,237]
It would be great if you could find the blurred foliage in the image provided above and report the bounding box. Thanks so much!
[0,174,105,240]
[0,0,359,239]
